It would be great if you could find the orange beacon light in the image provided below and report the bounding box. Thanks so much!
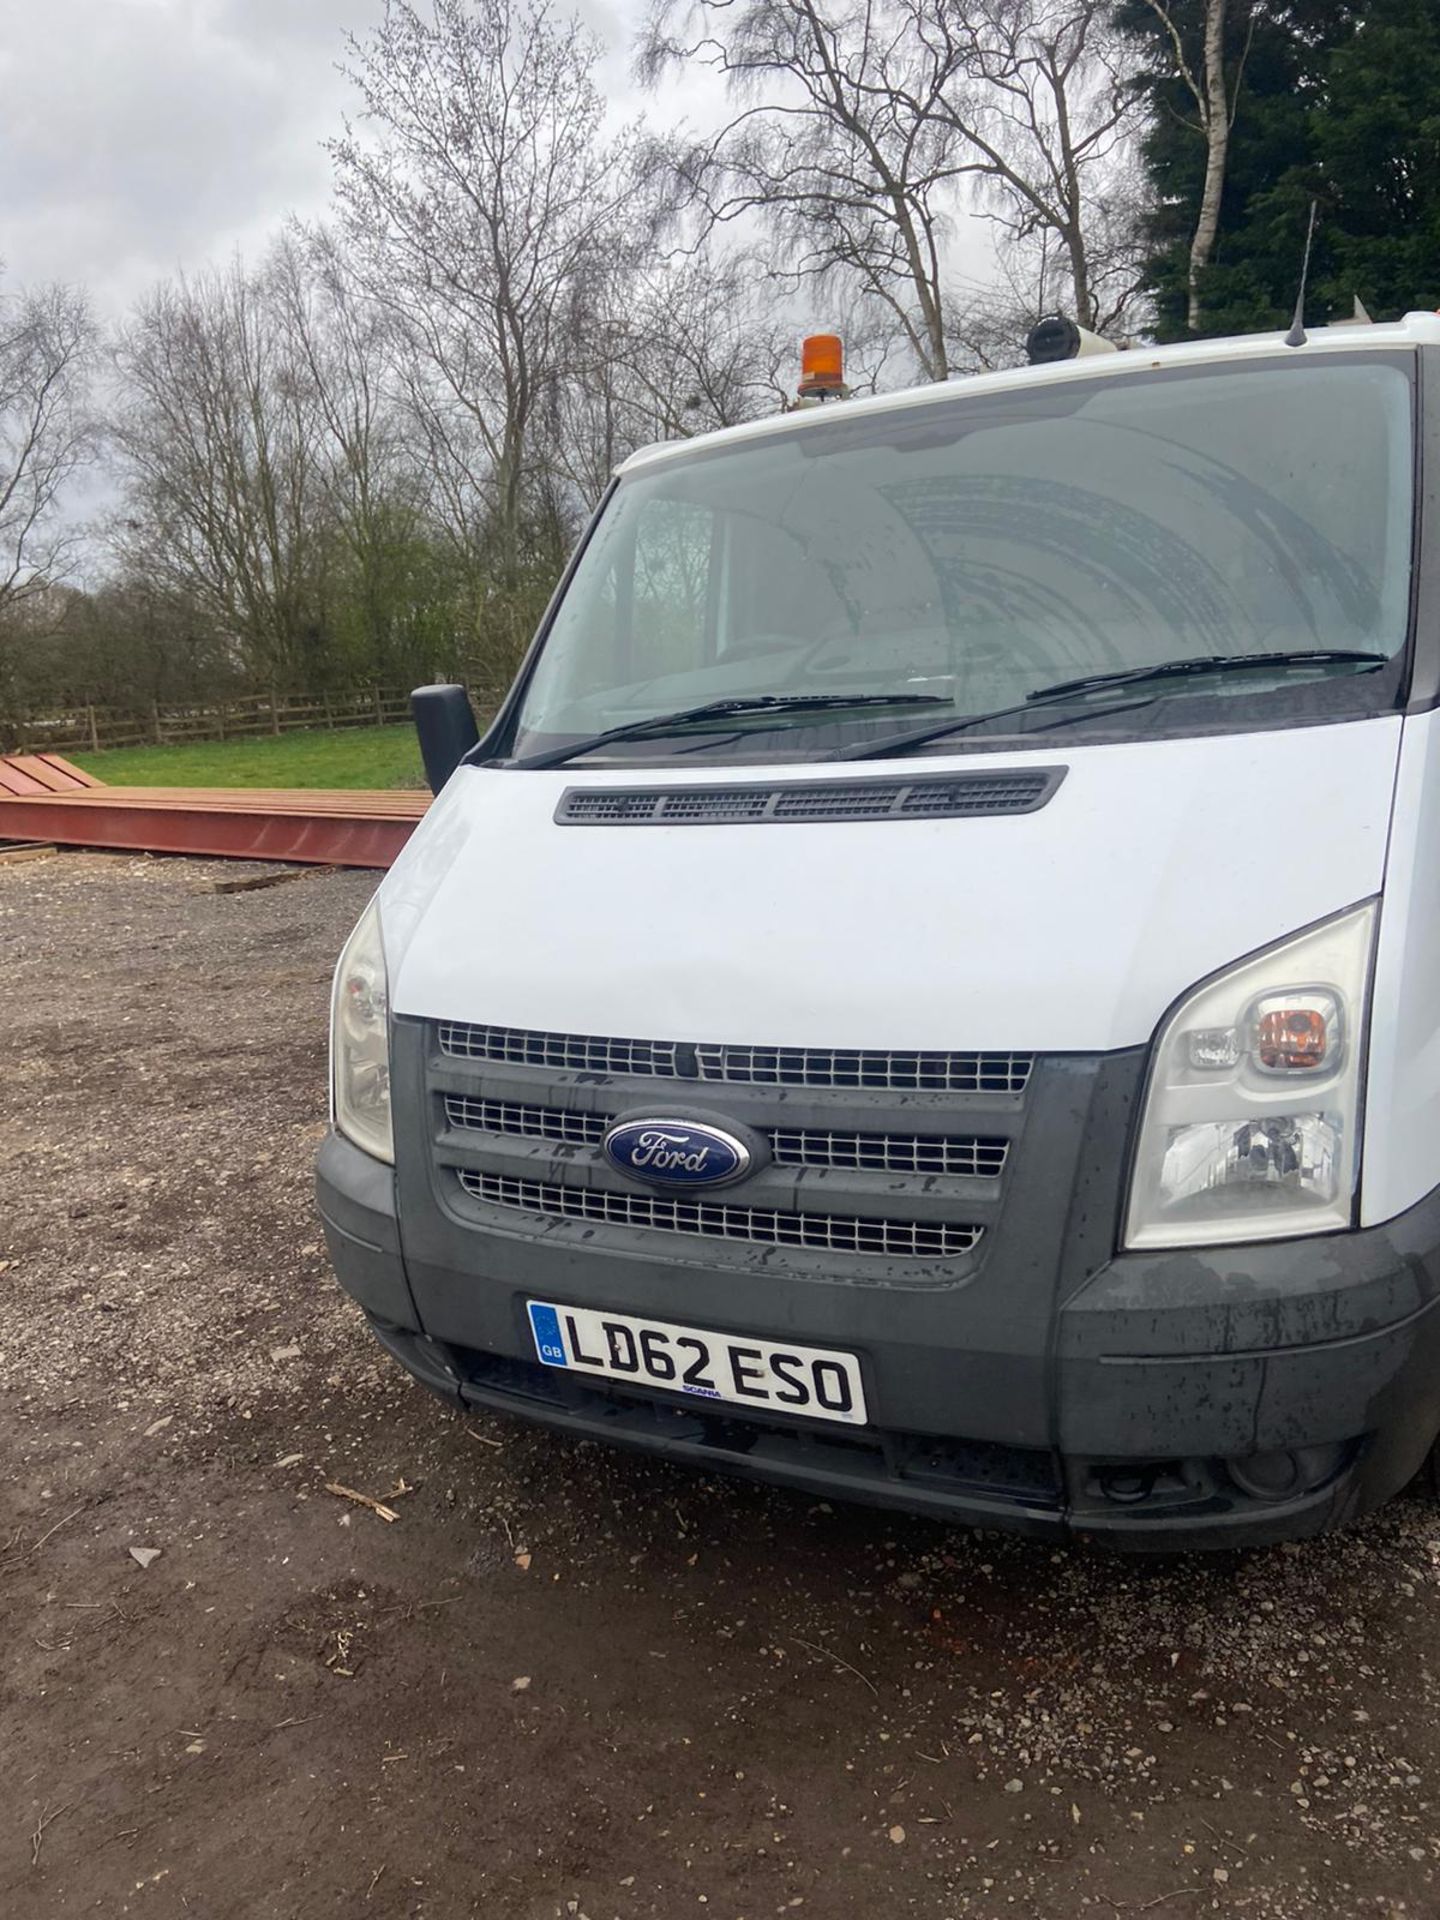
[797,333,847,401]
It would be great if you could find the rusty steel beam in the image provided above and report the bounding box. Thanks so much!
[0,793,422,868]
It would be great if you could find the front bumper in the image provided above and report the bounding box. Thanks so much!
[317,1128,1440,1548]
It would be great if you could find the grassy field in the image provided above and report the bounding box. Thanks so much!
[74,724,426,790]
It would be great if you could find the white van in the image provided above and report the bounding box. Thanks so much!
[317,315,1440,1547]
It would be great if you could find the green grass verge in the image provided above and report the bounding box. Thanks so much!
[74,725,426,791]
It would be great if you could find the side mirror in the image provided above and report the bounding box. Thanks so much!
[412,683,481,794]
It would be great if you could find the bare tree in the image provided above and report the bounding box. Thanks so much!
[111,262,330,693]
[0,276,97,616]
[268,228,429,684]
[621,253,791,437]
[906,0,1146,335]
[1130,0,1247,332]
[641,0,970,382]
[330,0,649,604]
[642,0,1144,382]
[552,247,790,506]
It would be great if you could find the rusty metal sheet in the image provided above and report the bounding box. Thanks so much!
[0,792,423,868]
[0,753,104,796]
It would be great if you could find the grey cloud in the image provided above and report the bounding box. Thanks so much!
[0,0,384,310]
[0,0,650,317]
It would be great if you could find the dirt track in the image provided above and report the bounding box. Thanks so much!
[2,852,1439,1919]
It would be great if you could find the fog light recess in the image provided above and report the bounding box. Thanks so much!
[1226,1444,1347,1503]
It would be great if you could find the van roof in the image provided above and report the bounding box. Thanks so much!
[616,309,1440,478]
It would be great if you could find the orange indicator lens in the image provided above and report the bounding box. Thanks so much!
[1257,1007,1328,1070]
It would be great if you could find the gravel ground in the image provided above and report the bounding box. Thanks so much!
[1,852,1438,1919]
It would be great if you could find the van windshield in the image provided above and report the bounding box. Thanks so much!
[509,355,1415,764]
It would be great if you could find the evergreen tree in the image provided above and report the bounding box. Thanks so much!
[1311,0,1440,320]
[1118,1,1357,340]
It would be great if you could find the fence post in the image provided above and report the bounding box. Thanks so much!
[87,705,99,753]
[152,701,163,744]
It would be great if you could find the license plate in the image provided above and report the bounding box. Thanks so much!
[527,1301,868,1426]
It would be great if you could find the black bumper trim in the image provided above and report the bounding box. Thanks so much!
[316,1126,1440,1548]
[1097,1291,1437,1364]
[364,1314,1357,1551]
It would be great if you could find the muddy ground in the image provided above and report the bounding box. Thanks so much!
[1,852,1439,1920]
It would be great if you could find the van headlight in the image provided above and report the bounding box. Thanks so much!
[1124,902,1377,1250]
[330,897,394,1164]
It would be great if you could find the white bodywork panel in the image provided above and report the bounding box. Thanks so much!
[1363,706,1440,1224]
[382,718,1401,1059]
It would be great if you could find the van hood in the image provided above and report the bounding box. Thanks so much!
[381,720,1401,1054]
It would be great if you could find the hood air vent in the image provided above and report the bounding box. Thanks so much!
[556,767,1065,827]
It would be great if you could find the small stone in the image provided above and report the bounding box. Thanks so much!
[128,1546,161,1569]
[1213,1868,1229,1885]
[511,1675,532,1692]
[888,1825,906,1844]
[1004,1779,1024,1794]
[270,1344,301,1363]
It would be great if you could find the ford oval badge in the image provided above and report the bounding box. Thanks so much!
[602,1118,751,1189]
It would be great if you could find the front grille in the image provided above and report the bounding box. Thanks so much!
[438,1021,1032,1094]
[439,1023,683,1078]
[456,1169,982,1260]
[556,768,1064,827]
[443,1094,1007,1178]
[769,1128,1007,1177]
[692,1043,1031,1094]
[445,1095,604,1148]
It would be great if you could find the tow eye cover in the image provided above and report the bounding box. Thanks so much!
[603,1118,752,1190]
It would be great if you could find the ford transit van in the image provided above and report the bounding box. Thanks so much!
[317,315,1440,1547]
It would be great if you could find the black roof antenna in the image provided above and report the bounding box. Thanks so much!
[1284,200,1320,348]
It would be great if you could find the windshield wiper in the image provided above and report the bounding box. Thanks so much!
[839,648,1389,763]
[1025,648,1390,704]
[509,693,948,771]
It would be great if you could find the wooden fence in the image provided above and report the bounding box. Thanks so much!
[15,688,424,754]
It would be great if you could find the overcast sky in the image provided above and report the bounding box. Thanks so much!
[0,0,639,316]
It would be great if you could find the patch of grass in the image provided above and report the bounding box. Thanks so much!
[75,725,426,791]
